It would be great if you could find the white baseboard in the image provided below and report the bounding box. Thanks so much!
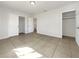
[37,32,62,39]
[0,36,10,40]
[0,34,19,40]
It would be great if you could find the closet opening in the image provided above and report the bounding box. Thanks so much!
[62,11,76,39]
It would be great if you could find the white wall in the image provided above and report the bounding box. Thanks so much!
[35,3,79,46]
[0,8,20,39]
[0,7,34,40]
[36,9,62,38]
[34,3,78,38]
[8,13,19,37]
[0,9,9,39]
[0,2,79,46]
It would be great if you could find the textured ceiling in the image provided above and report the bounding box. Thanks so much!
[0,1,78,16]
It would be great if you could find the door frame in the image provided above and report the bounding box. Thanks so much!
[62,10,76,39]
[18,16,25,34]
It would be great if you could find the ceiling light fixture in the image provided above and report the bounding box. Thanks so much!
[30,1,36,5]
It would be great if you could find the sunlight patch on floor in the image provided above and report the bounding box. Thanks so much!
[13,47,42,58]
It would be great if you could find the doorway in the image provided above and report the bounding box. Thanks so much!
[62,11,76,38]
[19,16,25,35]
[33,17,37,33]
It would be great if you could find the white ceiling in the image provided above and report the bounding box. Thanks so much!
[0,1,78,16]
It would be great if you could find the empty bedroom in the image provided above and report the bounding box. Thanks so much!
[0,0,79,58]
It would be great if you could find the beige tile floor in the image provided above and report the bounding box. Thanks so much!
[0,33,79,58]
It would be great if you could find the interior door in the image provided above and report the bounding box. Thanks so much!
[28,17,34,33]
[19,16,25,34]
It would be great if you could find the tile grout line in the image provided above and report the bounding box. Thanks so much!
[51,39,61,57]
[9,39,17,49]
[0,33,77,58]
[70,40,72,58]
